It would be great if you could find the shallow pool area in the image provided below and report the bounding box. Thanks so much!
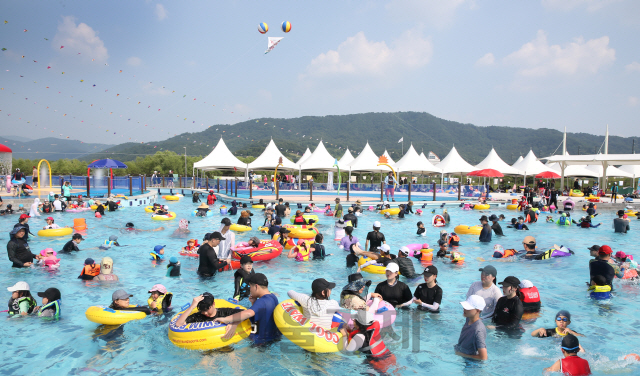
[1,197,639,375]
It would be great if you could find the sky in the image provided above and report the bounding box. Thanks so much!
[1,0,640,146]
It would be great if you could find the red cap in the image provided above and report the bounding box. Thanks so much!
[46,217,54,221]
[19,214,30,220]
[599,245,613,255]
[297,239,306,246]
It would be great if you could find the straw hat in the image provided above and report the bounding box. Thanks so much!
[198,203,209,209]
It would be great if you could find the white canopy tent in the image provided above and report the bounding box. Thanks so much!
[194,137,247,171]
[436,146,476,187]
[247,138,298,170]
[619,165,640,189]
[474,148,522,175]
[512,150,550,176]
[546,162,599,178]
[300,141,347,172]
[383,149,396,165]
[348,142,394,185]
[339,148,355,166]
[512,156,523,167]
[585,165,634,178]
[296,148,312,166]
[395,145,441,174]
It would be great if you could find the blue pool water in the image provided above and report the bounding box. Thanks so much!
[220,188,461,201]
[1,197,639,375]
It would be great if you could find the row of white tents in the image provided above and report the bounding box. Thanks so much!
[194,137,640,180]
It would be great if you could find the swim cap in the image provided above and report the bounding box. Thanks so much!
[169,256,178,264]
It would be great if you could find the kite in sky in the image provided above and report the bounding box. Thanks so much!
[265,37,283,54]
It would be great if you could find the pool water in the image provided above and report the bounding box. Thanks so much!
[1,197,639,375]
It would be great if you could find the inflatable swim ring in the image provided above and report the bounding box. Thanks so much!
[11,178,26,185]
[179,250,199,257]
[379,208,400,216]
[324,211,334,217]
[191,209,214,217]
[232,240,283,261]
[37,228,73,237]
[163,195,180,201]
[229,224,252,232]
[85,305,147,325]
[357,257,391,275]
[432,214,445,227]
[290,214,319,224]
[405,243,433,262]
[454,225,482,235]
[144,206,155,213]
[282,224,318,239]
[624,211,637,217]
[506,204,518,210]
[252,204,265,209]
[168,300,252,350]
[151,212,176,221]
[569,190,584,197]
[473,204,490,210]
[274,299,343,353]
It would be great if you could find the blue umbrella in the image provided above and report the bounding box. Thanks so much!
[87,159,128,169]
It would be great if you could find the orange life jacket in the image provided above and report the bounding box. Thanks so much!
[80,264,101,277]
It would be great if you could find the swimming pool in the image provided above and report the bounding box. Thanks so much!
[1,196,638,375]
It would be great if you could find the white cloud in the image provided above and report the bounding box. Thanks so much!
[142,82,170,96]
[300,30,432,82]
[53,16,108,64]
[386,0,474,29]
[625,61,640,72]
[503,30,615,77]
[541,0,621,12]
[127,57,142,66]
[476,53,495,66]
[629,96,639,106]
[155,4,168,20]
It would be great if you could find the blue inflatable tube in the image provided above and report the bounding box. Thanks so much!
[11,179,26,185]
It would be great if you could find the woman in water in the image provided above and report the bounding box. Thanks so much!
[292,210,307,225]
[340,226,358,251]
[172,219,190,238]
[288,278,341,330]
[109,289,151,314]
[237,210,252,227]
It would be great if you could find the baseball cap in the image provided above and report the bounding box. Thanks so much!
[599,245,613,255]
[84,258,95,265]
[561,334,581,352]
[588,245,601,253]
[220,218,232,226]
[460,295,486,311]
[240,255,253,264]
[37,287,61,301]
[207,232,226,241]
[247,273,268,287]
[19,214,30,220]
[377,244,391,253]
[479,265,497,277]
[334,197,340,202]
[614,251,628,259]
[519,279,534,288]
[153,245,166,252]
[45,217,54,221]
[373,221,381,228]
[498,276,521,287]
[423,265,438,277]
[101,257,114,274]
[112,289,133,301]
[7,281,30,292]
[556,310,571,321]
[312,278,336,293]
[523,236,536,245]
[148,284,167,294]
[399,246,410,256]
[479,215,488,222]
[386,263,400,273]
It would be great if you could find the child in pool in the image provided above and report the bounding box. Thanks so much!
[35,287,61,318]
[7,281,37,316]
[39,248,60,270]
[181,239,199,253]
[166,257,181,277]
[416,221,426,236]
[175,292,242,326]
[147,284,173,313]
[588,275,611,300]
[233,256,255,302]
[109,289,151,314]
[531,310,583,340]
[546,216,554,223]
[150,245,165,261]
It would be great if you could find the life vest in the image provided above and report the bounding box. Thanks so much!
[556,216,570,226]
[448,234,460,246]
[147,292,173,312]
[560,355,591,376]
[622,269,639,280]
[580,221,591,228]
[589,285,611,300]
[347,321,389,358]
[102,240,115,248]
[294,243,311,261]
[80,264,101,278]
[293,216,306,225]
[525,211,538,223]
[150,251,165,261]
[207,195,215,205]
[520,286,540,304]
[493,248,518,258]
[37,299,61,318]
[450,251,464,263]
[42,204,52,213]
[8,296,36,315]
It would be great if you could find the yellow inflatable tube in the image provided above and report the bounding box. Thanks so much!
[274,299,343,353]
[379,208,400,216]
[473,204,490,210]
[625,211,637,217]
[151,212,177,221]
[168,300,251,350]
[252,204,265,209]
[357,257,388,275]
[454,225,483,235]
[569,190,584,197]
[163,195,180,201]
[290,214,319,224]
[506,204,518,210]
[284,226,318,239]
[85,305,147,325]
[230,224,252,232]
[37,228,73,237]
[144,206,155,213]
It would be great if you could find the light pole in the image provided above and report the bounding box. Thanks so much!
[183,147,187,185]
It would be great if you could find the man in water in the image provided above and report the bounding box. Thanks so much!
[384,172,397,202]
[479,215,492,242]
[613,209,630,233]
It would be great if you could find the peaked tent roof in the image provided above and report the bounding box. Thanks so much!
[474,148,522,175]
[296,148,312,165]
[545,162,599,177]
[585,164,634,178]
[383,150,396,165]
[339,148,355,166]
[512,156,524,166]
[436,146,476,174]
[348,142,393,173]
[247,139,298,170]
[512,150,550,176]
[194,137,247,171]
[394,145,441,174]
[300,141,347,171]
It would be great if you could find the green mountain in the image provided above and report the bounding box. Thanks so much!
[84,111,637,164]
[2,137,111,161]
